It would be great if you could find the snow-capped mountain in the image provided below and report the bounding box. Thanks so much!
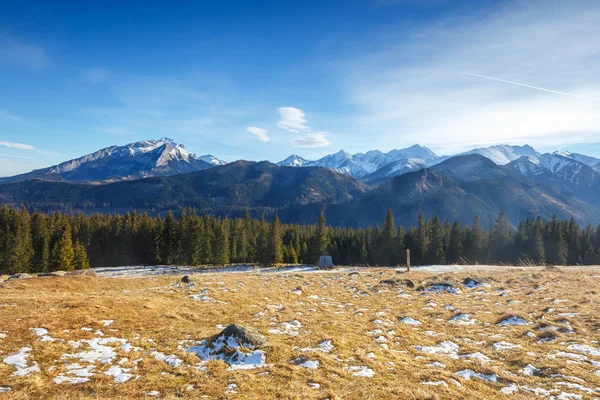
[433,144,540,166]
[0,138,218,184]
[508,153,600,205]
[555,151,600,173]
[276,154,310,167]
[199,154,227,166]
[279,145,439,179]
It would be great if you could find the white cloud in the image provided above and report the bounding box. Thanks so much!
[84,67,109,84]
[277,107,310,132]
[247,126,270,142]
[0,110,24,123]
[0,141,35,150]
[291,132,331,148]
[343,0,600,154]
[0,36,49,68]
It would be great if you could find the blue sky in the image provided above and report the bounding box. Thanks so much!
[1,0,600,176]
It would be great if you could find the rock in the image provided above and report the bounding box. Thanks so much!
[462,277,489,288]
[181,275,196,284]
[379,279,415,288]
[39,271,68,277]
[417,282,462,294]
[215,324,266,347]
[403,279,415,288]
[348,272,360,276]
[66,269,97,277]
[7,273,31,280]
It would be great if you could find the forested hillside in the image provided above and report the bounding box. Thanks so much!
[0,161,368,219]
[1,205,599,274]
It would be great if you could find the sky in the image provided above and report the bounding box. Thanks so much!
[1,0,600,176]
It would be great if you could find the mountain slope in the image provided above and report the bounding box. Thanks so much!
[0,161,369,216]
[0,138,223,184]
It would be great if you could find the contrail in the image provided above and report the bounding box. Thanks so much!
[464,72,600,101]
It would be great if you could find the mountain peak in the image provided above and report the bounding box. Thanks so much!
[0,137,217,184]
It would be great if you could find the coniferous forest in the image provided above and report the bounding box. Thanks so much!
[1,205,600,275]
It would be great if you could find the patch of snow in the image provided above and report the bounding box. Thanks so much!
[400,317,421,325]
[493,342,522,351]
[268,320,302,336]
[347,365,375,378]
[3,347,40,376]
[187,334,267,370]
[498,316,527,326]
[104,365,134,383]
[455,369,498,382]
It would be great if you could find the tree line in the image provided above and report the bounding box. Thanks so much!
[1,205,599,274]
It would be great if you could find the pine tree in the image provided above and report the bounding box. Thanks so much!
[31,213,50,273]
[447,221,463,264]
[489,211,512,263]
[268,214,283,265]
[73,240,90,269]
[310,209,329,263]
[427,214,445,264]
[376,209,397,265]
[414,212,429,265]
[52,223,75,271]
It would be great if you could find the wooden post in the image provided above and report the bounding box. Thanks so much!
[406,249,411,272]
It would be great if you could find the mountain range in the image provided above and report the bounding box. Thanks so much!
[1,138,600,228]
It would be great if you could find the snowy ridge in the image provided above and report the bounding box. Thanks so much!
[278,145,439,179]
[456,144,540,165]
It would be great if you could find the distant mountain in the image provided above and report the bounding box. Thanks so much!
[556,151,600,173]
[507,153,600,205]
[276,154,310,167]
[311,154,600,228]
[278,145,439,179]
[432,144,540,167]
[0,161,368,216]
[0,138,223,184]
[198,154,228,166]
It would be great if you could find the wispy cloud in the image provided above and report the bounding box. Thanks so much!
[0,141,35,150]
[291,132,331,148]
[247,126,270,142]
[343,0,600,153]
[464,72,600,102]
[0,110,24,123]
[277,107,310,132]
[0,35,49,68]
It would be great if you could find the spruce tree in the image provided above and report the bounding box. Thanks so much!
[52,223,75,271]
[311,209,329,263]
[73,240,90,269]
[415,212,429,265]
[489,211,512,263]
[447,221,463,264]
[268,214,283,265]
[427,214,445,264]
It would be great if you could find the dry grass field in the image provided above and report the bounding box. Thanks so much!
[1,266,600,399]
